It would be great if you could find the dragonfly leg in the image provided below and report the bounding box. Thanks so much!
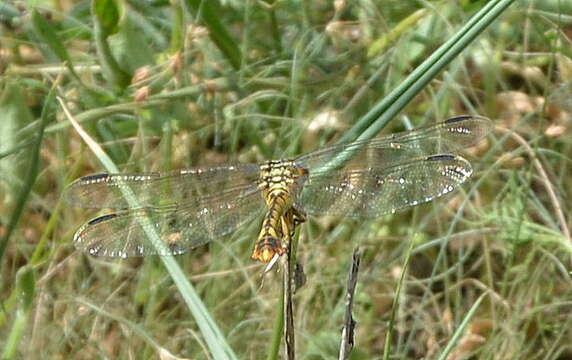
[292,207,307,227]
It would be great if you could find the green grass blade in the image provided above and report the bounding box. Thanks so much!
[182,0,242,70]
[266,281,285,360]
[383,236,415,360]
[76,298,184,358]
[91,0,131,88]
[339,0,517,144]
[436,292,487,360]
[1,265,35,359]
[0,81,53,260]
[30,9,81,82]
[58,97,238,360]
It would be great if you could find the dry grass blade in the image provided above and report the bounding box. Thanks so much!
[338,248,361,360]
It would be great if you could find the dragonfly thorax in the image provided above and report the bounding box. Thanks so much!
[257,159,308,202]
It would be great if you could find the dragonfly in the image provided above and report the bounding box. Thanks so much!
[65,115,492,263]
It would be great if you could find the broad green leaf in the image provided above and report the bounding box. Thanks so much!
[31,9,71,63]
[16,265,35,312]
[110,12,156,74]
[92,0,121,38]
[30,9,82,81]
[182,0,241,69]
[91,0,130,88]
[0,81,33,204]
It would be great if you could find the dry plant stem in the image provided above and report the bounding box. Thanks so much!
[284,253,295,359]
[495,126,571,251]
[338,248,361,360]
[8,64,101,75]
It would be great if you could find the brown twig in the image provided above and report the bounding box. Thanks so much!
[339,248,361,360]
[284,252,295,360]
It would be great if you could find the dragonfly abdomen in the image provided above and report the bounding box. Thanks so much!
[251,160,308,262]
[252,190,292,262]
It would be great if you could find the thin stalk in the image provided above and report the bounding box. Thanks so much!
[339,0,517,145]
[58,97,238,360]
[383,236,415,360]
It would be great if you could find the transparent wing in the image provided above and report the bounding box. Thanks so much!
[295,154,473,217]
[72,185,265,257]
[64,163,261,209]
[295,115,491,171]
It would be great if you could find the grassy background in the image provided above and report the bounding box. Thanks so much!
[2,0,572,358]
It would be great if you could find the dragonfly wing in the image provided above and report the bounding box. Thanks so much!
[65,163,261,209]
[73,185,265,257]
[295,115,491,171]
[296,154,473,217]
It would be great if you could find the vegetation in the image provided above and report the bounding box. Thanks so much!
[1,0,572,358]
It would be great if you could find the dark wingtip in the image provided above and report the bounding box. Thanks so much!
[445,115,493,129]
[87,213,119,225]
[445,115,473,124]
[426,154,456,161]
